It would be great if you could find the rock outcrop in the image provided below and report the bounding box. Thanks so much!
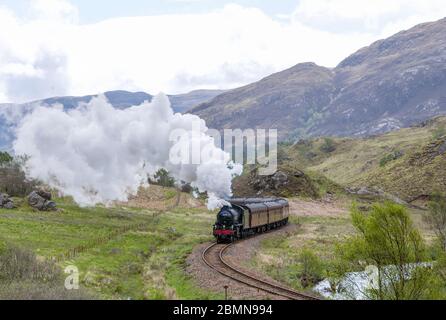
[232,166,333,198]
[0,193,14,209]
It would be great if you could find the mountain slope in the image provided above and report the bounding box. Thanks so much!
[281,116,446,202]
[12,89,224,114]
[320,17,446,137]
[191,18,446,140]
[192,62,335,137]
[168,89,226,114]
[0,89,224,151]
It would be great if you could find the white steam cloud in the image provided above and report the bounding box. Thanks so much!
[13,93,242,209]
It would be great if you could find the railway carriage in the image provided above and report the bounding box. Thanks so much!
[213,198,290,243]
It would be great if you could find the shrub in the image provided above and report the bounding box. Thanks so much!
[0,281,94,300]
[0,246,60,282]
[297,248,324,288]
[424,192,446,251]
[379,150,403,167]
[432,125,446,140]
[0,156,39,197]
[336,202,434,300]
[180,184,193,193]
[164,189,178,200]
[320,138,336,153]
[149,169,175,188]
[0,245,94,300]
[0,152,12,165]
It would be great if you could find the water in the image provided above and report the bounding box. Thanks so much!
[313,263,433,300]
[313,270,372,300]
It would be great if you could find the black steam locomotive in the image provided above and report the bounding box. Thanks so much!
[213,198,290,243]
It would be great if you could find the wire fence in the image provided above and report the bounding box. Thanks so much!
[52,210,166,263]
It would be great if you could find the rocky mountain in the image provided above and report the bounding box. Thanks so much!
[0,89,224,150]
[191,18,446,140]
[36,90,153,111]
[2,89,224,114]
[168,89,226,114]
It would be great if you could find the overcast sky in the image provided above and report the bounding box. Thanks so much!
[1,0,446,103]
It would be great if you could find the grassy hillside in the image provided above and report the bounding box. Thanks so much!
[281,116,446,201]
[0,187,221,300]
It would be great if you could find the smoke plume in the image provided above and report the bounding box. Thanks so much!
[13,93,242,209]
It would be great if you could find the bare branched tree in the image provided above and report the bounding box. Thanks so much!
[0,155,39,197]
[424,193,446,251]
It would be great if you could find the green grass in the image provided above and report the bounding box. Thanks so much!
[0,197,222,300]
[247,215,354,293]
[250,205,438,295]
[0,197,154,257]
[282,116,446,200]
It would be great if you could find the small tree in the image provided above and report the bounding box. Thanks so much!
[432,125,446,140]
[0,156,39,196]
[320,138,336,153]
[0,152,13,165]
[297,248,323,288]
[379,150,403,167]
[337,202,432,300]
[149,169,175,188]
[0,244,94,299]
[424,192,446,251]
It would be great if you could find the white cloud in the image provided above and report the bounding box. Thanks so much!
[30,0,78,22]
[293,0,446,35]
[0,1,446,102]
[0,2,72,102]
[166,0,206,2]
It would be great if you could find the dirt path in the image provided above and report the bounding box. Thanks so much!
[289,197,349,217]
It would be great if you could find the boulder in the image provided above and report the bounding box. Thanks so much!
[271,171,289,189]
[0,193,14,209]
[37,190,52,201]
[3,201,14,209]
[0,193,9,205]
[28,191,57,211]
[250,170,290,192]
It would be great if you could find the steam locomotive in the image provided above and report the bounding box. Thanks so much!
[213,198,290,243]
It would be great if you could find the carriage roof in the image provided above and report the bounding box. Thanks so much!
[227,198,289,212]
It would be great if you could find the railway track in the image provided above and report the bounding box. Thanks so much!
[202,242,320,300]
